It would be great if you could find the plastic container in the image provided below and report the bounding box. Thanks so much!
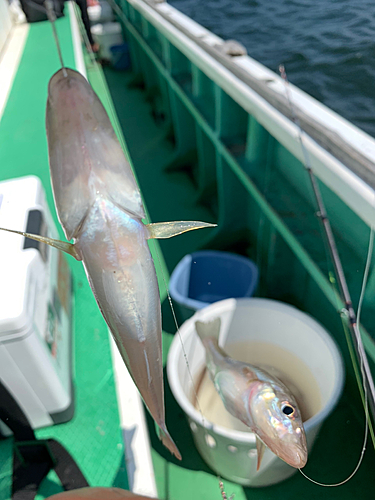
[0,176,74,434]
[91,22,123,60]
[110,43,130,70]
[169,250,258,319]
[88,1,114,24]
[167,298,344,487]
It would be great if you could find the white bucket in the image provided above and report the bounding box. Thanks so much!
[167,298,345,487]
[91,22,123,60]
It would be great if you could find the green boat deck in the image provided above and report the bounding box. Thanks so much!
[1,1,375,499]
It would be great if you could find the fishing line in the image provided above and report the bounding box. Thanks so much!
[45,0,67,77]
[153,248,235,500]
[152,246,234,500]
[153,247,206,420]
[279,64,373,486]
[25,0,65,76]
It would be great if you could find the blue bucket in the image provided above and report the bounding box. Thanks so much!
[169,250,259,320]
[110,43,130,70]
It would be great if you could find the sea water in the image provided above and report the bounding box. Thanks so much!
[170,0,375,139]
[192,340,321,432]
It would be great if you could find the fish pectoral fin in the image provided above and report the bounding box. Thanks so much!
[146,220,216,239]
[0,227,82,261]
[256,436,266,471]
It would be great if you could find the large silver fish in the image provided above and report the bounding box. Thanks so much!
[195,318,308,469]
[1,68,215,459]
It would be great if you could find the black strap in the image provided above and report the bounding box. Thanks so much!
[0,380,89,499]
[48,440,88,491]
[0,381,35,442]
[12,442,54,500]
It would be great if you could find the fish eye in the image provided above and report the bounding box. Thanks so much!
[281,403,295,416]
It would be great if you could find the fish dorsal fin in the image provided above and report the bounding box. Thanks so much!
[256,436,266,471]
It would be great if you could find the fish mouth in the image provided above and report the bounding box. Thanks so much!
[262,436,307,468]
[279,444,308,469]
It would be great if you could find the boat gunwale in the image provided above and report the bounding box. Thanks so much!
[119,0,375,229]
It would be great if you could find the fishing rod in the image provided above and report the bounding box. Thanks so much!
[279,64,375,480]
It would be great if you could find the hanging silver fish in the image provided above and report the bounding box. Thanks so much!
[0,68,216,459]
[195,318,307,469]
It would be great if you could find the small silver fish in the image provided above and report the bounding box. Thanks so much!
[195,318,307,469]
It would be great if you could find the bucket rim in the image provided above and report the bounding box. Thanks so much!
[169,251,259,310]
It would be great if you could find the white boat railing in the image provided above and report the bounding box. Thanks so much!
[124,0,375,229]
[0,0,13,56]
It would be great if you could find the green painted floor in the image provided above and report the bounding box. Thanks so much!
[0,14,128,499]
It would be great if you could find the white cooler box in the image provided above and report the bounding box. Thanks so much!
[0,176,74,433]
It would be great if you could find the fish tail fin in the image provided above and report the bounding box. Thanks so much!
[195,318,221,343]
[157,424,182,460]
